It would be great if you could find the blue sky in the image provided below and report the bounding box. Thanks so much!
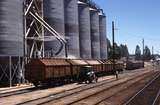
[94,0,160,54]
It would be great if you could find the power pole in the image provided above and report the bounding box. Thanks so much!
[112,21,118,79]
[142,39,144,66]
[112,21,115,65]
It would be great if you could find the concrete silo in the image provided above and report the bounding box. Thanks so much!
[43,0,65,58]
[99,15,108,59]
[78,1,92,59]
[0,0,24,86]
[64,0,80,58]
[0,0,24,56]
[90,9,101,59]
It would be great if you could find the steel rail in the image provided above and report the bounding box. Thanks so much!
[123,72,160,105]
[152,89,160,105]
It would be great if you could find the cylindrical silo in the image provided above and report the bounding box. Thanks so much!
[78,2,92,59]
[64,0,80,58]
[0,0,24,56]
[43,0,65,58]
[99,15,108,59]
[90,9,101,59]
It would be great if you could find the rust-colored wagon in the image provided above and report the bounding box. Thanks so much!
[25,58,71,87]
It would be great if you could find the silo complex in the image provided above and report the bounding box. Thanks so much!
[43,0,65,58]
[0,0,109,86]
[78,2,92,59]
[99,15,108,59]
[64,0,80,58]
[90,9,101,59]
[0,0,107,59]
[0,0,24,56]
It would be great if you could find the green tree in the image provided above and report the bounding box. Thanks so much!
[107,38,129,60]
[119,44,129,57]
[144,46,151,60]
[106,38,112,59]
[114,43,121,59]
[124,45,129,57]
[135,45,141,60]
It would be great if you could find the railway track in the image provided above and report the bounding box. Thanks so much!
[17,76,117,105]
[71,72,160,105]
[96,71,160,105]
[44,71,158,105]
[152,89,160,105]
[0,85,32,92]
[0,76,117,105]
[123,71,160,105]
[0,87,37,98]
[17,70,156,105]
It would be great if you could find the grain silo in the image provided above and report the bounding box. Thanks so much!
[0,0,24,86]
[43,0,65,58]
[99,14,108,59]
[78,1,92,59]
[90,9,100,59]
[64,0,80,58]
[0,0,24,56]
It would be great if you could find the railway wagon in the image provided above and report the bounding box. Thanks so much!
[99,60,123,75]
[25,58,125,87]
[115,63,125,72]
[85,60,102,73]
[102,61,114,72]
[66,59,88,81]
[126,61,144,70]
[25,59,71,87]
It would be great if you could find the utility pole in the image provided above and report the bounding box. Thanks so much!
[112,21,118,79]
[142,39,144,67]
[112,21,115,65]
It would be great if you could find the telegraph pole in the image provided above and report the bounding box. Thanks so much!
[142,39,144,67]
[112,21,115,65]
[112,21,118,79]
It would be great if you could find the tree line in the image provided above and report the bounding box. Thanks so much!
[135,45,153,60]
[107,38,153,61]
[107,38,129,59]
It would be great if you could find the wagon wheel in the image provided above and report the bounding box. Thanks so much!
[89,80,92,83]
[33,82,39,87]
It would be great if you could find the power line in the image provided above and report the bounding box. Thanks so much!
[122,34,160,42]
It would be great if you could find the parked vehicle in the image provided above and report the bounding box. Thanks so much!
[126,61,144,70]
[77,66,98,84]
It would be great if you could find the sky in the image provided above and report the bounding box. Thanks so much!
[94,0,160,54]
